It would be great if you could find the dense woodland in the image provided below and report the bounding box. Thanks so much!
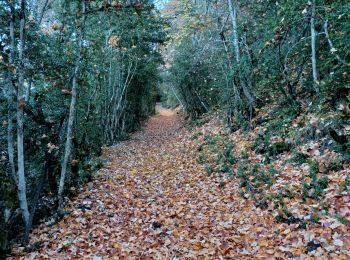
[1,0,350,257]
[0,0,165,252]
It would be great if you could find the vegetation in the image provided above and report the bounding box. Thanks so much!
[163,0,349,123]
[0,0,165,253]
[0,0,349,258]
[163,0,350,248]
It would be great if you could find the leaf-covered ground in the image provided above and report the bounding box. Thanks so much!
[12,108,350,259]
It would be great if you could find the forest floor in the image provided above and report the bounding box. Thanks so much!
[12,107,350,259]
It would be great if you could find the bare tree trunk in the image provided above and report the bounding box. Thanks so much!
[7,6,17,185]
[169,84,183,107]
[310,0,318,90]
[24,171,46,241]
[58,0,86,214]
[25,80,32,102]
[17,0,30,234]
[227,0,254,119]
[227,0,240,63]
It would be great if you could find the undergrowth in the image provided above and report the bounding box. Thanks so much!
[193,102,349,227]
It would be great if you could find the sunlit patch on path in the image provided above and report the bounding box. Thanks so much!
[155,103,176,117]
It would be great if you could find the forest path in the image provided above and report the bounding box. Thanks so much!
[24,107,291,258]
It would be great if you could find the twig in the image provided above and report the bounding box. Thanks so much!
[323,20,348,66]
[37,0,50,26]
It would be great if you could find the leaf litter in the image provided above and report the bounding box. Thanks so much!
[11,108,350,259]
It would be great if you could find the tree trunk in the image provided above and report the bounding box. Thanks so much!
[227,0,254,119]
[58,0,86,214]
[7,6,17,185]
[17,0,31,235]
[310,0,318,90]
[169,84,183,107]
[227,0,240,63]
[25,80,32,102]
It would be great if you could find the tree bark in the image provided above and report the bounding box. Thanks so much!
[58,0,86,214]
[227,0,240,63]
[17,0,31,235]
[25,79,32,102]
[7,5,17,185]
[169,84,183,107]
[227,0,254,119]
[310,0,318,89]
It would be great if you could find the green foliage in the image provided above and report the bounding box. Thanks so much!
[205,165,213,176]
[190,131,203,140]
[276,207,305,226]
[0,0,349,253]
[115,132,131,142]
[270,141,290,156]
[0,0,166,250]
[302,160,329,200]
[325,160,344,173]
[237,162,279,200]
[197,153,207,164]
[199,134,238,176]
[162,0,349,132]
[290,152,309,165]
[275,186,294,206]
[340,139,350,162]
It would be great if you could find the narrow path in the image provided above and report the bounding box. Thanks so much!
[22,109,308,258]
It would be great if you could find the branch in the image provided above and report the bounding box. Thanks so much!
[323,20,348,66]
[284,32,325,69]
[84,3,146,15]
[37,0,49,26]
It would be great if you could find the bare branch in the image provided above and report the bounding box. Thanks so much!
[323,20,348,66]
[37,0,50,26]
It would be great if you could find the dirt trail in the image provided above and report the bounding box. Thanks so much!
[155,103,176,117]
[15,108,341,259]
